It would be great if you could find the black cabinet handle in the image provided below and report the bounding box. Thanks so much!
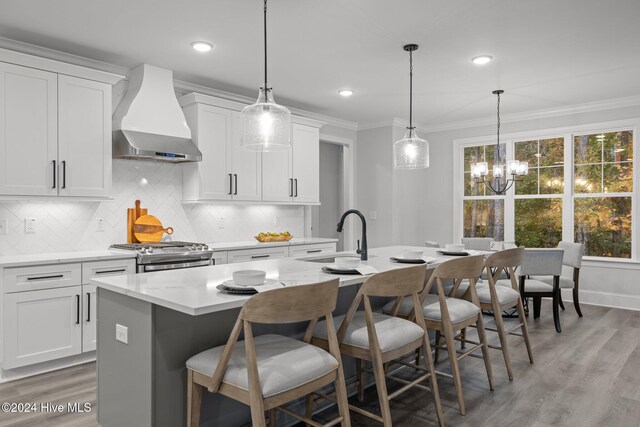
[61,161,66,189]
[95,269,126,275]
[52,160,56,189]
[233,174,238,195]
[27,274,64,281]
[251,254,270,259]
[228,173,233,195]
[294,179,298,197]
[307,249,322,253]
[75,294,80,324]
[86,292,91,322]
[289,178,293,197]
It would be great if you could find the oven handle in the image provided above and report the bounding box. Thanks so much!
[142,259,212,272]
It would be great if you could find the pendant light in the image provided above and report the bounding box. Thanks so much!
[241,0,291,152]
[470,90,528,194]
[393,44,429,169]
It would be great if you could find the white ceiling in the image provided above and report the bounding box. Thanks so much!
[2,0,640,126]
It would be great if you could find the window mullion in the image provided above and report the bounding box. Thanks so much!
[564,133,574,243]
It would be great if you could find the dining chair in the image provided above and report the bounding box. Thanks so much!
[474,248,533,380]
[530,241,584,317]
[461,237,494,251]
[185,279,351,427]
[312,265,444,427]
[515,249,564,333]
[382,256,494,416]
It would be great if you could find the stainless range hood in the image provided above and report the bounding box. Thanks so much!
[112,64,201,162]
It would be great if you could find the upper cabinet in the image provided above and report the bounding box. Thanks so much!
[0,49,122,199]
[180,93,322,204]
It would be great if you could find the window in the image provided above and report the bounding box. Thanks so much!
[514,138,564,248]
[573,131,633,258]
[463,144,505,240]
[456,124,636,260]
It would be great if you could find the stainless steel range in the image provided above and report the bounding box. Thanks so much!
[110,241,214,273]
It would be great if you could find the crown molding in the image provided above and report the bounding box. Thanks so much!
[357,117,429,133]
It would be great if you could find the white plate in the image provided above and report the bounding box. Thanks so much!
[324,264,359,271]
[222,278,279,291]
[393,255,424,261]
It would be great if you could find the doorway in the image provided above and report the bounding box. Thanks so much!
[312,142,344,251]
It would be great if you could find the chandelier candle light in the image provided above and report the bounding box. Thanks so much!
[241,0,291,152]
[393,44,429,169]
[470,90,528,194]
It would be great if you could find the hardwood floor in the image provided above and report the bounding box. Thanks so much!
[0,301,638,427]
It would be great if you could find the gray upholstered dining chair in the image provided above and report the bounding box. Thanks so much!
[514,249,565,333]
[461,237,494,251]
[530,241,584,317]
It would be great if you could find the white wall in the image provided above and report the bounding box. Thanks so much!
[0,160,305,255]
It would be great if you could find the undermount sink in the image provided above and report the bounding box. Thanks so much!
[301,255,373,264]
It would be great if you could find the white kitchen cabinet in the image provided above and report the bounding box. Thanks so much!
[227,246,289,264]
[182,102,261,202]
[81,259,136,284]
[0,62,58,196]
[82,284,97,352]
[288,243,336,258]
[3,286,82,369]
[262,122,320,203]
[3,262,82,293]
[212,251,228,266]
[0,61,113,198]
[58,75,112,197]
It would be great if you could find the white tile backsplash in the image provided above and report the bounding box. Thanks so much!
[0,159,305,255]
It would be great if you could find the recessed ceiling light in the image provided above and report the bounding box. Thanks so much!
[471,55,493,65]
[191,41,214,52]
[338,89,354,97]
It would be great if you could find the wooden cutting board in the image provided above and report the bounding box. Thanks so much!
[127,200,148,243]
[133,215,174,243]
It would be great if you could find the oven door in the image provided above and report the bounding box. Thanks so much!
[139,259,213,273]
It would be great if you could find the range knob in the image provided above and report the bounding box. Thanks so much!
[196,245,203,250]
[202,244,209,250]
[140,247,147,254]
[191,244,198,250]
[147,247,154,254]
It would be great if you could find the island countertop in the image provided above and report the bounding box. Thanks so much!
[91,246,482,316]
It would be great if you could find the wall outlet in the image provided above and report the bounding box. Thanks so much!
[24,218,36,234]
[116,324,128,344]
[96,218,105,232]
[369,211,377,220]
[0,219,8,235]
[218,217,225,229]
[274,216,280,226]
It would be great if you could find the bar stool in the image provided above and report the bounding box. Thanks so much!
[185,279,351,427]
[473,248,534,380]
[383,256,494,416]
[312,265,444,427]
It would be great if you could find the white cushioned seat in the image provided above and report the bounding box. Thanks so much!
[423,298,480,323]
[381,294,439,317]
[314,312,424,352]
[475,285,520,305]
[520,279,554,293]
[186,334,338,397]
[531,275,575,289]
[495,279,513,288]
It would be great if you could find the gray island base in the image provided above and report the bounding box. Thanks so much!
[94,247,463,426]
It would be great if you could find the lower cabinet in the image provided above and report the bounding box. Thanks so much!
[3,286,82,369]
[288,243,336,258]
[82,284,97,352]
[227,246,290,264]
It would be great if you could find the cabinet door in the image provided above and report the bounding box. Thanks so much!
[82,284,97,352]
[230,111,261,201]
[227,247,289,263]
[195,105,232,200]
[262,147,293,202]
[291,124,320,203]
[0,62,58,196]
[58,75,112,197]
[3,286,82,369]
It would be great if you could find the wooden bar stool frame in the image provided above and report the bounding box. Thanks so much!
[312,265,444,427]
[474,248,534,380]
[187,279,351,427]
[408,255,494,416]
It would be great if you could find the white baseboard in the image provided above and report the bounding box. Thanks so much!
[561,289,640,312]
[0,352,95,383]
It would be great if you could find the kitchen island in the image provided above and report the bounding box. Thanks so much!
[92,246,470,427]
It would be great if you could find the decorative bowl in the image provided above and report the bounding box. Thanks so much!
[232,270,267,286]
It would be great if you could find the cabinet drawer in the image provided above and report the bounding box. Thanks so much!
[212,251,228,266]
[3,263,81,293]
[288,243,337,258]
[227,247,289,264]
[82,259,136,284]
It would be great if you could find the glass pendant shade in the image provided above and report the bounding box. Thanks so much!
[393,128,429,169]
[241,88,291,152]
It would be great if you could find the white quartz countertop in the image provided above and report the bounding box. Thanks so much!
[92,246,483,316]
[208,237,338,251]
[0,250,137,268]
